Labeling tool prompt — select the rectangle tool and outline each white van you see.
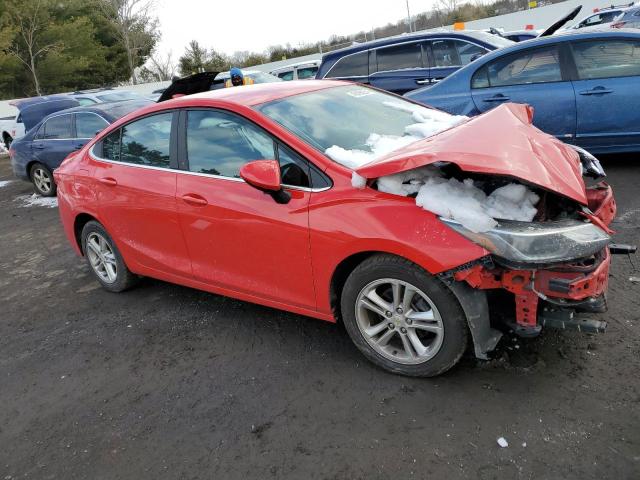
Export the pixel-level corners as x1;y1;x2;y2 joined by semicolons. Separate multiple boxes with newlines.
270;60;321;81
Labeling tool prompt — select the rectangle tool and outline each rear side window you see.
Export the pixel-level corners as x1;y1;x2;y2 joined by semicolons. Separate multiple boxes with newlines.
186;110;275;177
571;40;640;80
43;115;72;139
98;113;172;167
75;113;109;138
376;42;422;71
325;51;368;78
473;46;561;88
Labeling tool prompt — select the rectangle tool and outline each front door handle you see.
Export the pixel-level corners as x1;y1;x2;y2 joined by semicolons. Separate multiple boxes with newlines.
98;177;117;186
431;77;444;83
579;87;613;95
34;144;45;149
483;94;510;102
415;78;430;85
181;193;208;206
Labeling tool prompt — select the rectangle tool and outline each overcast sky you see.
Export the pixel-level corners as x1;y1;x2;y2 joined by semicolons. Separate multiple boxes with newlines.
156;0;439;58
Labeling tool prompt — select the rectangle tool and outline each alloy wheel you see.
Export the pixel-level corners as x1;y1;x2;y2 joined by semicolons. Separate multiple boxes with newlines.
86;232;118;284
355;278;444;365
32;167;52;194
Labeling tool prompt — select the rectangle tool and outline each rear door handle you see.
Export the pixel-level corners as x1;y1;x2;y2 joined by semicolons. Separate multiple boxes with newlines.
483;94;510;102
415;79;430;85
579;87;613;95
98;177;117;186
431;77;444;83
181;193;208;206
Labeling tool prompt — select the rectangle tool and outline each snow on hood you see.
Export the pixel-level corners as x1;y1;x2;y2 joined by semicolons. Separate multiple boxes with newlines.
354;103;587;205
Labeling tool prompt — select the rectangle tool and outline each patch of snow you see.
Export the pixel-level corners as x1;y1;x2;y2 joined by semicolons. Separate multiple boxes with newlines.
497;437;509;448
351;172;367;189
325;102;467;170
0;180;12;188
15;193;58;208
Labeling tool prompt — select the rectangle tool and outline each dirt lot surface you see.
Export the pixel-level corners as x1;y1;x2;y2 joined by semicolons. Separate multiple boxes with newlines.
0;154;639;480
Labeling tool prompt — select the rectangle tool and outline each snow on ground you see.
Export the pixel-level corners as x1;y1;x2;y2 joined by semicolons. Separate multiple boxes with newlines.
15;193;58;208
324;102;539;232
0;180;12;188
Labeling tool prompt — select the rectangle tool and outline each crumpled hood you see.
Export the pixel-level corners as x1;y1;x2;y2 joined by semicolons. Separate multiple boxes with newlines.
355;103;587;205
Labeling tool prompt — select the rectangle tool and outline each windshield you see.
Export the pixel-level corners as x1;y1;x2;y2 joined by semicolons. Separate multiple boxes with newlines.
256;85;466;169
96;91;143;102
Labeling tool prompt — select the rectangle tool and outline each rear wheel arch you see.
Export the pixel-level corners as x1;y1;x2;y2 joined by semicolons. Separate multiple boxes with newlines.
74;213;99;255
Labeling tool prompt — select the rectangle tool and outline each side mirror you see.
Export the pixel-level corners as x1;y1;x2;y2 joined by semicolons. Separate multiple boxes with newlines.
240;159;291;204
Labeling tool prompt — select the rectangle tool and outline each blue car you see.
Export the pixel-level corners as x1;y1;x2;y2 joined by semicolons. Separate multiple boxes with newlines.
315;31;514;94
10;99;152;196
405;30;640;154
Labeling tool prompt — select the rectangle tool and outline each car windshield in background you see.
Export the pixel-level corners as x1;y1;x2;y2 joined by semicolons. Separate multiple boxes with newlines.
256;85;455;160
96;91;143;102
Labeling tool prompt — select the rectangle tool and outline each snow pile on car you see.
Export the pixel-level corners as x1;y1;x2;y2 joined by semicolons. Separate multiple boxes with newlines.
375;167;539;232
324;103;540;233
325;101;467;170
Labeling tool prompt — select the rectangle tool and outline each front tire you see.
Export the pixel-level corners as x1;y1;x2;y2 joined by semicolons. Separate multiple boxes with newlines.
81;221;138;292
340;254;468;377
30;163;57;197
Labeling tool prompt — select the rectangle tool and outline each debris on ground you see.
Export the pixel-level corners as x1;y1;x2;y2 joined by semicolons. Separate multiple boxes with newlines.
497;437;509;448
14;193;58;209
0;180;12;188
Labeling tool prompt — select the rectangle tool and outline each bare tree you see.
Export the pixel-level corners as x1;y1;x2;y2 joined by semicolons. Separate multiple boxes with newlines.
438;0;459;15
97;0;159;84
144;50;175;81
6;0;59;95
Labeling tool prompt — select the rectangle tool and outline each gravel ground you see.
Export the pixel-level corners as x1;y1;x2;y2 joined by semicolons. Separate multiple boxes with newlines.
0;154;639;479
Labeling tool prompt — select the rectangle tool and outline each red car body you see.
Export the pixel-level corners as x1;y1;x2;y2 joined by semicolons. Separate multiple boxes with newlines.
54;80;616;364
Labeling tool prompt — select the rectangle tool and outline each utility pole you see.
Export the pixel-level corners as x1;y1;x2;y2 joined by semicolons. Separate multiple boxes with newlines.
406;0;413;32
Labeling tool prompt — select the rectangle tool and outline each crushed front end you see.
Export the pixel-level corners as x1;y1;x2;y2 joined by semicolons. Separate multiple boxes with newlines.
441;181;624;346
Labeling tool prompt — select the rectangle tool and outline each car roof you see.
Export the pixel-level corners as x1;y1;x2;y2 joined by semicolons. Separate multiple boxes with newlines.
270;60;321;72
41;99;153;123
321;30;513;60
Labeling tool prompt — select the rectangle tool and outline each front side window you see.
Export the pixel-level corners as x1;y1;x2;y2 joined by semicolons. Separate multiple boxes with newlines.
455;41;488;65
297;66;318;79
325;51;369;78
571;40;640;80
116;113;172;167
43;115;72;139
76;113;109;138
475;46;562;88
186;110;275;178
431;40;461;67
376;42;422;72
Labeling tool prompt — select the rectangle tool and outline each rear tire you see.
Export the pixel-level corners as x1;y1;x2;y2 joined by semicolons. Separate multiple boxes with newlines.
81;221;138;293
340;254;468;377
29;163;56;197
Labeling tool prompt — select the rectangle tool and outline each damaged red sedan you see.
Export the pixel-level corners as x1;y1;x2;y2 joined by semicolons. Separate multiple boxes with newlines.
54;80;622;377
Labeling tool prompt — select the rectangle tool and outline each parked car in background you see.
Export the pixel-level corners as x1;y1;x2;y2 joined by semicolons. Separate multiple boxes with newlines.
501;29;541;41
405;30;640;154
561;3;634;32
212;70;282;88
71;88;148;106
315;31;514;94
54;81;617;377
270;60;321;80
2;95;80;148
10;99;151;196
611;4;640;28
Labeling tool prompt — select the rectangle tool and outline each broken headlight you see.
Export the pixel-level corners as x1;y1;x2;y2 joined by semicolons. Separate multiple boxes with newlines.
569;144;606;180
442;218;610;265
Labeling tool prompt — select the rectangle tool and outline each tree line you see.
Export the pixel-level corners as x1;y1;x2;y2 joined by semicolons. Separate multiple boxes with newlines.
0;0;565;99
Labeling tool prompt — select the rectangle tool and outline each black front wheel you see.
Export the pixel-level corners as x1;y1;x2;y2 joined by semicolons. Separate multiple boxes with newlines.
340;254;469;377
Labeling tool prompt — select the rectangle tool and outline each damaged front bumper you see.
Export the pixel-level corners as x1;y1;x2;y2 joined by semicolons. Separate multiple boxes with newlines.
439;182;630;359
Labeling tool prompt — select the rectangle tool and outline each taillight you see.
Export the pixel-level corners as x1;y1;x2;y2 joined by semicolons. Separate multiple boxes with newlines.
611;21;626;28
